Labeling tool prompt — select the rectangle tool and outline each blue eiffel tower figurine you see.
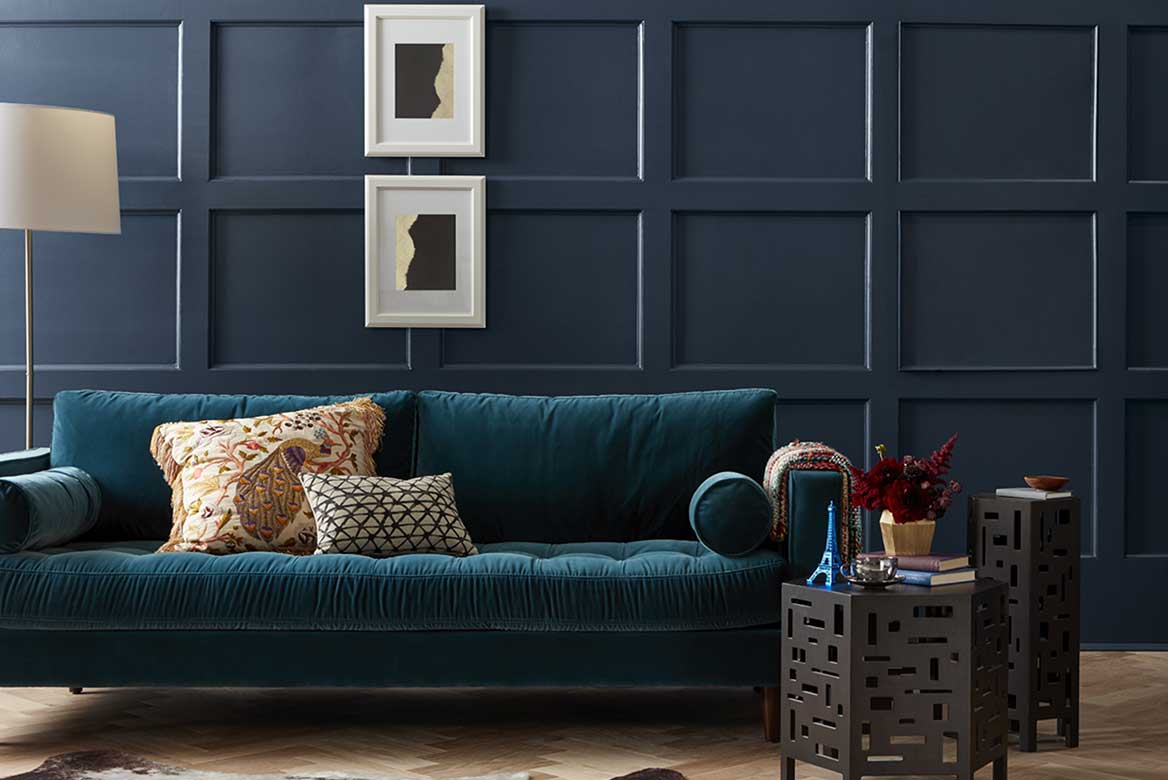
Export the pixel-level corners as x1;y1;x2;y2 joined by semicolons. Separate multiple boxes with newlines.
806;500;842;587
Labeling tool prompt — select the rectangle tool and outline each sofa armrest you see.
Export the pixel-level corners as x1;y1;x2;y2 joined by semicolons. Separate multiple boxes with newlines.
0;448;50;478
0;465;101;552
786;470;844;579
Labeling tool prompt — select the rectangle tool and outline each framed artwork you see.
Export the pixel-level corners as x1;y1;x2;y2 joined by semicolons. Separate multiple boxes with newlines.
365;175;485;328
364;4;485;157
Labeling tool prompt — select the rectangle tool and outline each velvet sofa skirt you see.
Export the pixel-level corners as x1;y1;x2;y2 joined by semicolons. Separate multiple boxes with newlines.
0;628;783;687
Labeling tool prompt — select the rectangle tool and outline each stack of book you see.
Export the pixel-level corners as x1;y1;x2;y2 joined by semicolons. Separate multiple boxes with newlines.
861;553;976;586
994;486;1073;500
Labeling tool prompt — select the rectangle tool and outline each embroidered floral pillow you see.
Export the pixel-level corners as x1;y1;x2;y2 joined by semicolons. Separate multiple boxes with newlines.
151;398;385;554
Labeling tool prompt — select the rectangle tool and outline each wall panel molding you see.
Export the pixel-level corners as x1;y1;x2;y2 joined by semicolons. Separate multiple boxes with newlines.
899;211;1097;371
672;21;871;182
0;209;181;371
444;20;643;182
210;20;408;182
1124;400;1168;557
0;0;1165;643
208;209;409;370
1128;26;1168;182
900;23;1097;182
439;209;643;369
0;20;182;181
672;211;870;370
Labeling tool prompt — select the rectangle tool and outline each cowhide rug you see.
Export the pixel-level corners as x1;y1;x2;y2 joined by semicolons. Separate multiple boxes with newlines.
0;752;686;780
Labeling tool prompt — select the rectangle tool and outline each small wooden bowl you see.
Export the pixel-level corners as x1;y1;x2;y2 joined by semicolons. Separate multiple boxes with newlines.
1024;475;1069;491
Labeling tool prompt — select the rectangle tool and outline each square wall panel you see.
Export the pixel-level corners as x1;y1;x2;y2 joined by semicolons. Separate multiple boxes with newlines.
0;212;178;367
0;23;179;178
1127;214;1168;367
674;23;868;180
211;211;407;367
674;212;867;367
900;212;1095;369
445;22;639;178
0;403;53;451
777;400;868;469
441;211;639;366
1125;401;1168;555
1129;28;1168;181
901;24;1095;181
900;400;1095;556
213;23;403;178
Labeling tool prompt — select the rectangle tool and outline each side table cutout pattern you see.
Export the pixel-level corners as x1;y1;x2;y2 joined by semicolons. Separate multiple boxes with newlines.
781;582;1008;780
970;495;1080;751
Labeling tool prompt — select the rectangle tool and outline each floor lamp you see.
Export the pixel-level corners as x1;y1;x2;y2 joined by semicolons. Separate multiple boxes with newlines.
0;103;121;449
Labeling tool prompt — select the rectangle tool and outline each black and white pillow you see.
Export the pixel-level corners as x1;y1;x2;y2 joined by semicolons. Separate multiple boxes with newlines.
300;472;477;557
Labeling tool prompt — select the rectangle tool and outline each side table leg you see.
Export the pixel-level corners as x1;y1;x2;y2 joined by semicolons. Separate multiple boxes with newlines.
780;756;795;780
1019;718;1038;752
1065;715;1079;749
762;687;781;742
992;754;1007;780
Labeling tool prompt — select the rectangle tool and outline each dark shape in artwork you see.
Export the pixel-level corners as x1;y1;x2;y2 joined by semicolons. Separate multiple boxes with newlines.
395;43;445;119
405;214;457;291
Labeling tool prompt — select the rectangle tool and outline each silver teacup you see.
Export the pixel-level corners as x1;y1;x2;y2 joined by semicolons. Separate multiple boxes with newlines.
844;555;898;582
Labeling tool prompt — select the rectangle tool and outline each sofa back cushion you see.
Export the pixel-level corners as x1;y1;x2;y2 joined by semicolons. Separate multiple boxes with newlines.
415;389;777;544
50;390;416;540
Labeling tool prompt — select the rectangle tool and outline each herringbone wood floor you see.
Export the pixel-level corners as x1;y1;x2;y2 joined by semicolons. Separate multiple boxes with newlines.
0;652;1162;779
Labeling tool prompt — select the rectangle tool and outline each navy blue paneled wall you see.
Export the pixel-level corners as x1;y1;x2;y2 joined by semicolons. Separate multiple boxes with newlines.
0;0;1166;643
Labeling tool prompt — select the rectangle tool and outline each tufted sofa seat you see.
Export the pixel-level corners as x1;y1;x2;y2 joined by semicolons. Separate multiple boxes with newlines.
0;540;786;632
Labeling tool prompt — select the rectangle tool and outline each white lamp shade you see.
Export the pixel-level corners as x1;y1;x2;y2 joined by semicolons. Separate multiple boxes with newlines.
0;103;120;234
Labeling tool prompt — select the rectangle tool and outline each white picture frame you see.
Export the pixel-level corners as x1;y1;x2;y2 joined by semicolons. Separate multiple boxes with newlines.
365;175;485;328
364;4;485;157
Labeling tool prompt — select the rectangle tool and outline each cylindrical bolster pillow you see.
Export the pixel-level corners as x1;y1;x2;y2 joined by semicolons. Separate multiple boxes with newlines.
689;471;772;557
0;466;101;553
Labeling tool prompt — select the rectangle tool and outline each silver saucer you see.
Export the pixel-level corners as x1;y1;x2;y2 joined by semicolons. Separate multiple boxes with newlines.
841;573;905;589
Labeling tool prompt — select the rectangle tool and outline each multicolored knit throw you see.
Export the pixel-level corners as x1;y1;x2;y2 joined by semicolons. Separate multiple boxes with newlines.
763;440;862;563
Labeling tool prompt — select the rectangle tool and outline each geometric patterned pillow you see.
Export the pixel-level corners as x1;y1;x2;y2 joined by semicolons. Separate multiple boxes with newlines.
150;398;386;555
299;472;477;557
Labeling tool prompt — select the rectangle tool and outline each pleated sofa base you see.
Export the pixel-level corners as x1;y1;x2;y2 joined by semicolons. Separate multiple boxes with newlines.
0;628;783;688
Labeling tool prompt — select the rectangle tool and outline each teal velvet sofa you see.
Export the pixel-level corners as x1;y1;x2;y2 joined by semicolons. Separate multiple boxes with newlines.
0;388;840;738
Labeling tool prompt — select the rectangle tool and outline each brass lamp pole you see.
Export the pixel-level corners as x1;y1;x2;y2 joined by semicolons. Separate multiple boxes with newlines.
24;229;31;448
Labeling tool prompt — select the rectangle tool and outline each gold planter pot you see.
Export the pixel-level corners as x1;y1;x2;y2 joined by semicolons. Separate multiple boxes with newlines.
878;510;936;556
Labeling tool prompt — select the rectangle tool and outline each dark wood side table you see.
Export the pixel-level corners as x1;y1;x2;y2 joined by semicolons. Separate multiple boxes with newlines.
969;494;1081;751
780;580;1008;780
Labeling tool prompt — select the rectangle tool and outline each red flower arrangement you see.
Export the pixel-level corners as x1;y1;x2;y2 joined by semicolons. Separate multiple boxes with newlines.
850;434;962;524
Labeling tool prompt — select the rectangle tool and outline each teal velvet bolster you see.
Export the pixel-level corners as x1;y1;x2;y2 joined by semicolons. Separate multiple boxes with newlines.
0;539;786;632
689;471;772;557
787;470;845;578
0;448;50;477
0;467;100;552
50;390;416;540
416;389;777;544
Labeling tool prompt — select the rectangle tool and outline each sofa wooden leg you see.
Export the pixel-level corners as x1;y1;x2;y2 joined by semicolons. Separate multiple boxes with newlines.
68;687;82;695
763;686;781;742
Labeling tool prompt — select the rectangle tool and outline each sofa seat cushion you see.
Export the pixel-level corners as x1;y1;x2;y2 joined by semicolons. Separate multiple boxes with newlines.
0;540;786;632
